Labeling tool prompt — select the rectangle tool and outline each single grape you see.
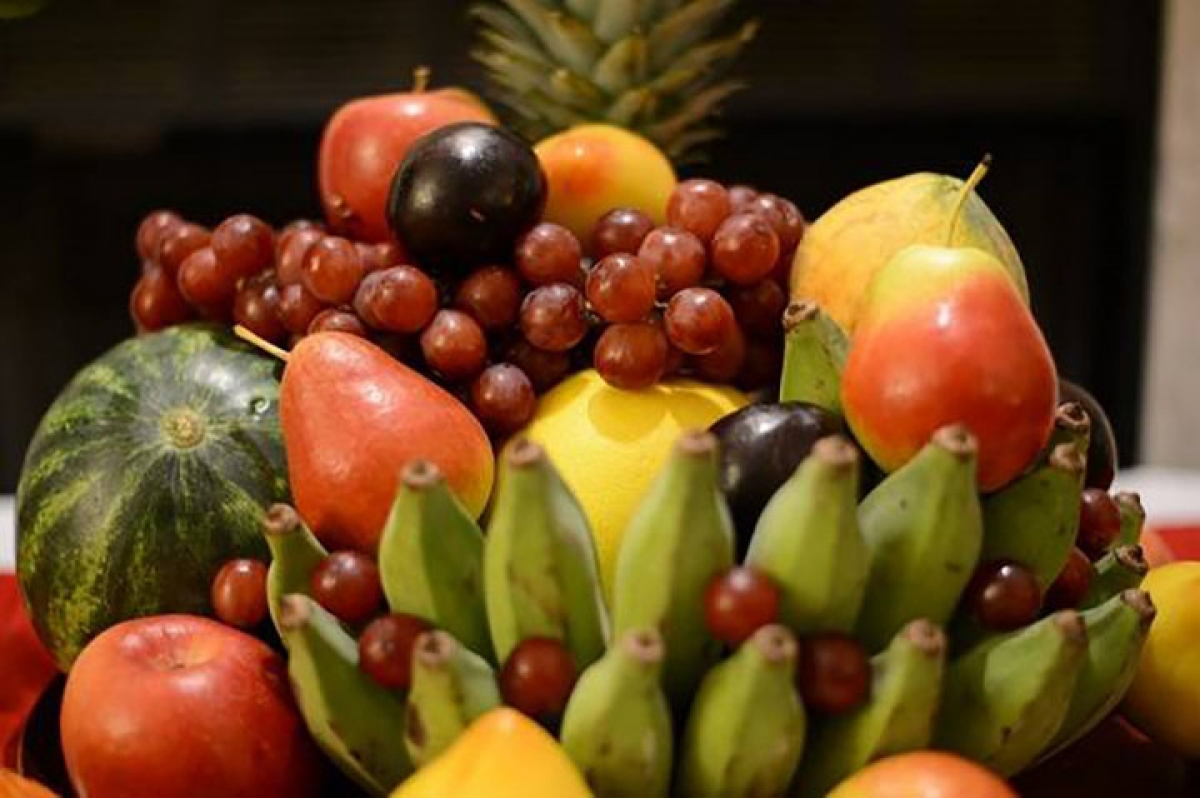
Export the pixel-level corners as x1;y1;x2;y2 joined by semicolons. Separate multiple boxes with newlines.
1078;488;1122;559
471;363;537;435
308;308;368;338
703;567;781;645
455;266;523;331
130;266;193;332
737;340;783;392
177;246;238;308
711;213;781;285
515;222;583;286
310;551;383;624
775;197;807;253
354;266;439;333
965;560;1042;631
136;210;183;262
667;179;731;243
212;214;274;279
303;236;365;305
157;223;212;277
276;228;325;286
693;323;747;382
593;322;669;390
638;227;706;299
586;253;657;323
210;559;268;630
233;275;286;343
727;185;758;212
728;280;789;340
420;309;488;380
357;614;433;690
277;283;326;334
797;633;871;714
590;207;654;258
499;638;578;721
356;241;404;274
520;283;588;352
664;287;736;355
506;339;572;392
1044;548;1095;611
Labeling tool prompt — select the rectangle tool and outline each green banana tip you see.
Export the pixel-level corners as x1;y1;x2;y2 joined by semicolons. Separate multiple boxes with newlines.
932;424;978;459
1113;545;1149;577
783;299;819;332
1120;589;1157;626
1115;491;1146;521
264;503;302;537
675;429;718;458
277;593;312;631
1048;443;1086;475
749;624;799;666
413;629;456;666
900;619;947;657
402;459;444;490
1049;610;1089;646
505;437;546;469
618;628;666;665
812;435;860;469
1055;401;1091;436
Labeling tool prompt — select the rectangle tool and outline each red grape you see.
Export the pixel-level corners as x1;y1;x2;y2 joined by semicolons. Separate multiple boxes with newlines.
136;210;183;262
667;179;731;243
1044;547;1095;611
454;266;523;331
593;322;669;390
506;340;572;392
693;323;747;382
276;228;324;286
303;236;365;305
964;560;1042;631
520;283;588;352
727;185;758;212
354;266;438;333
277;283;326;334
711;213;780;285
157;223;212;277
728;280;788;340
358;614;432;690
590;207;654;258
500;638;577;720
177;246;238;307
233;275;286;343
311;551;383;624
309;308;367;337
638;227;706;299
212;214;274;279
664;287;735;355
130;266;193;332
703;567;781;645
774;197;806;253
471;364;537;435
210;559;268;630
515;222;583;286
356;241;404;274
586;253;656;323
1078;489;1121;559
420;309;488;380
797;633;871;714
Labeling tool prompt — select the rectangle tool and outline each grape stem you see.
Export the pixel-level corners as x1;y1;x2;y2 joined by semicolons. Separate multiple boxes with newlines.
234;325;290;363
945;153;993;245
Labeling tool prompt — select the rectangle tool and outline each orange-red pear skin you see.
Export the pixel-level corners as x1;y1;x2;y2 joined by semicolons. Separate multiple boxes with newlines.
842;245;1057;492
281;332;494;552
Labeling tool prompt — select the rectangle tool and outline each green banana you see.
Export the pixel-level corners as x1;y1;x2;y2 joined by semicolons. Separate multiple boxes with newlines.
263;503;328;644
778;299;848;415
612;430;735;708
403;629;502;768
1081;545;1148;609
277;594;411;796
1045;589;1156;757
484;439;609;670
379;460;492;661
746;434;867;634
559;628;673;798
1046;401;1092;460
855;425;984;653
980;442;1086;593
934;610;1089;776
1115;491;1146;547
676;624;806;798
792;619;947;798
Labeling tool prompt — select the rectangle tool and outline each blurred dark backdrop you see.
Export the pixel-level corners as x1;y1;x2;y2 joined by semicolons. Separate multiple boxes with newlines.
0;0;1162;491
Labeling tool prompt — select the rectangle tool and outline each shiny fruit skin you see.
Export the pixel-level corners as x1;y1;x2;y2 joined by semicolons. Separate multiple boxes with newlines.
61;615;322;798
693;322;747;383
638;226;706;299
828;751;1017;798
710;212;780;285
455;266;523;331
515;222;583;286
177;246;237;308
1078;488;1122;559
1044;547;1094;610
797;632;871;715
964;560;1042;631
308;308;367;338
667;178;731;243
212;214;274;279
302;236;364;306
318;88;496;242
505;340;572;392
388;122;546;277
470;364;537;435
357;613;432;690
593;321;669;390
586;253;656;323
157;223;211;277
499;638;578;721
520;283;588;352
131;266;193;332
310;551;383;624
137;210;183;262
420;309;488;381
276;228;324;287
664;287;735;356
590;207;654;258
1058;379;1119;490
233;277;286;344
210;559;268;629
703;567;781;645
355;265;438;334
277;284;325;335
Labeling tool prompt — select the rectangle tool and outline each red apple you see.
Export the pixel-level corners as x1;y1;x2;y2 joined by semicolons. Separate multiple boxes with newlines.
318;68;496;243
60;615;321;798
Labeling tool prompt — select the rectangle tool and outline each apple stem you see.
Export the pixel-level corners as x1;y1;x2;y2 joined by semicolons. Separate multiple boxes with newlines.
234;325;290;363
413;65;431;93
945;153;993;245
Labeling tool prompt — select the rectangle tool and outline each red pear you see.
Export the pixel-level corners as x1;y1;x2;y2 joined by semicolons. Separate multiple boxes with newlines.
281;332;493;552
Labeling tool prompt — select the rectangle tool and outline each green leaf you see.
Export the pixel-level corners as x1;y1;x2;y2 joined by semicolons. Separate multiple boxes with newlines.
647;0;739;73
605;87;657;127
498;0;605;74
593;0;652;45
469;4;539;48
645;80;742;143
644;20;757;96
590;35;648;96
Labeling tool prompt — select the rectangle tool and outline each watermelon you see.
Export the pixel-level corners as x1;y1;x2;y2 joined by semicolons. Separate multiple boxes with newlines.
16;325;288;670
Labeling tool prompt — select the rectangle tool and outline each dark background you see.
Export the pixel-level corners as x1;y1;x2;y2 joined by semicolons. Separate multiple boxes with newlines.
0;0;1162;491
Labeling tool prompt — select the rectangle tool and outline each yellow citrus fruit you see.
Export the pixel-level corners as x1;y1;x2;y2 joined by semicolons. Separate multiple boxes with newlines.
515;370;748;593
535;124;676;242
1122;561;1200;757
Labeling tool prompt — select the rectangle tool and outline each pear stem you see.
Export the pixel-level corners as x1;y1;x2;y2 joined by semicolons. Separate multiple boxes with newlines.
234;325;290;363
945;153;993;245
413;65;431;93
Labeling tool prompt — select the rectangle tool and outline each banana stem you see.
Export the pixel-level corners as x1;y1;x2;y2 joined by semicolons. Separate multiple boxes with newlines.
234;324;290;363
265;503;303;536
945;154;993;245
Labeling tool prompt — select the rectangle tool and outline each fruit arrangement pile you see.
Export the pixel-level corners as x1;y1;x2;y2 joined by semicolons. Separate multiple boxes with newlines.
10;2;1193;797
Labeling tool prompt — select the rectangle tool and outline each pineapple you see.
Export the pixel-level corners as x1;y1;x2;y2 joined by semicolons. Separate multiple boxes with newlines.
471;0;757;162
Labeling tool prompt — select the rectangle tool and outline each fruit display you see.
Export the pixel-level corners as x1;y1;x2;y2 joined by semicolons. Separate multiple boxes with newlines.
13;3;1190;797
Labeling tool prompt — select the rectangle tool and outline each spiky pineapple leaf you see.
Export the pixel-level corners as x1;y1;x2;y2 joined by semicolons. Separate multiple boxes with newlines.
498;0;605;74
591;34;649;95
592;0;652;44
647;0;739;72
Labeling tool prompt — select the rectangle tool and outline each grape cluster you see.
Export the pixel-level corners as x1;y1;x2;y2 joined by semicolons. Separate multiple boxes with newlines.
128;179;804;435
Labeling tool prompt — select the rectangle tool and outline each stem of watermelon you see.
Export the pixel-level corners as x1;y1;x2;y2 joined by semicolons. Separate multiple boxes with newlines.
945;153;993;245
234;325;290;363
